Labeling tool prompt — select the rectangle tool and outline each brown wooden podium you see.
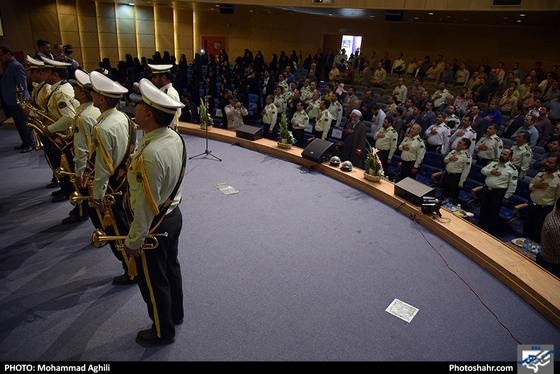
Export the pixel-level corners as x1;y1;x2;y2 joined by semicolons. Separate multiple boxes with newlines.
178;121;560;329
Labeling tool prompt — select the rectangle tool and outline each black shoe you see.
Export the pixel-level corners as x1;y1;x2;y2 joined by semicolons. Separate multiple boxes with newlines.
62;214;88;224
46;181;59;188
112;274;137;286
20;145;35;153
136;329;175;346
14;143;24;150
174;318;184;325
51;189;64;196
51;193;69;202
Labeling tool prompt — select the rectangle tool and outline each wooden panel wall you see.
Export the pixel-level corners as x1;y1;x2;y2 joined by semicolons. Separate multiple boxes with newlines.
0;0;557;74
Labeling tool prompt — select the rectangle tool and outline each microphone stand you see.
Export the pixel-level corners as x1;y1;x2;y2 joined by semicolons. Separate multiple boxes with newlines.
189;78;222;161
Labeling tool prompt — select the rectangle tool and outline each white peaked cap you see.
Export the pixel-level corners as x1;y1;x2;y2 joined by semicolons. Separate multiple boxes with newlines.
74;70;90;87
139;78;184;114
148;63;173;76
41;56;71;68
26;55;44;69
90;70;128;98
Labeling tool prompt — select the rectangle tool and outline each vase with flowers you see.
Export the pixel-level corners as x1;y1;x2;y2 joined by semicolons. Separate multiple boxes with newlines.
199;97;213;129
277;113;295;148
364;140;384;181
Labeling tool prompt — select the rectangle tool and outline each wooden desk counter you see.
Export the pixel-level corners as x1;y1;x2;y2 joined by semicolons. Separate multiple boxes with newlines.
179;122;560;328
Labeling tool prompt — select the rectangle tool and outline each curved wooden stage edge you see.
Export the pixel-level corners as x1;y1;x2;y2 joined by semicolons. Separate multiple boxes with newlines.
178;121;560;329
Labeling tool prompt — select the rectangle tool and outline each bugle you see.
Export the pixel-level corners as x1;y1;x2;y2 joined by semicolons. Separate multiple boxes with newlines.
91;229;168;251
16;85;73;140
68;190;122;207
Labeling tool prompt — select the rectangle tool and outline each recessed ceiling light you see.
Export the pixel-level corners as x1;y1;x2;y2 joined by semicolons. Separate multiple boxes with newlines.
517;19;522;22
520;13;526;16
428;12;434;15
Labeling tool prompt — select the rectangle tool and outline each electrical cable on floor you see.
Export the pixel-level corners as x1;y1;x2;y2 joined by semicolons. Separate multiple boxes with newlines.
411;216;523;345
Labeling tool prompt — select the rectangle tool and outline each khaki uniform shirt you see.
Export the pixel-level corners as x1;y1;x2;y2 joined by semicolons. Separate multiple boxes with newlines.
481;161;519;199
529;170;560;206
399;134;425;168
291;110;309;130
315;109;333;139
444;149;472;186
511;143;533;178
374;126;398;159
46;80;78;133
476;134;503;161
72;102;101;177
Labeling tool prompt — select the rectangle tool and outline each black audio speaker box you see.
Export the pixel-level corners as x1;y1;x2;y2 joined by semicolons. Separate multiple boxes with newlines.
301;138;335;163
394;177;435;206
236;125;263;141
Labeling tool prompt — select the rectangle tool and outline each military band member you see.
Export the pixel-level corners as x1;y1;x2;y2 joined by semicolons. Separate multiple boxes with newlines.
374;117;399;176
523;155;560;243
62;69;101;224
478;148;519;235
24;56;51;120
398;123;425;181
148;64;181;130
41;57;78;202
511;131;533;178
441;138;472;203
123;78;186;346
291;101;309;148
475;123;503;166
89;70;137;285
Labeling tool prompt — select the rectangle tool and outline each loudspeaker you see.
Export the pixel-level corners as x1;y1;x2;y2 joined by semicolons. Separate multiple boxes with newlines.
219;4;235;14
301;138;335;163
236;125;263;141
385;10;403;21
394;177;435;206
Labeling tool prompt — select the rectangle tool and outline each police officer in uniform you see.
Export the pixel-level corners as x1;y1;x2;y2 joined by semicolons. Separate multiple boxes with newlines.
123;78;186;346
425;113;451;154
475;123;503;166
374;116;399;176
291;101;309;148
478;148;519;235
148;64;182;130
262;94;278;139
511;131;533;179
89;70;137;285
313;99;334;141
41;57;78;202
63;69;101;224
398;123;425;181
523;155;560;243
441;138;472;203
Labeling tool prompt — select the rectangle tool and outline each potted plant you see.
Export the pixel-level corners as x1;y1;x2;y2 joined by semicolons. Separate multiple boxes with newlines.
364;140;384;181
277;113;294;148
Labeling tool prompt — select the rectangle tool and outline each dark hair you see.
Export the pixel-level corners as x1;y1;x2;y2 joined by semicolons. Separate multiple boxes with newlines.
0;46;13;55
519;131;530;140
321;100;330;109
461;137;472;148
37;39;50;49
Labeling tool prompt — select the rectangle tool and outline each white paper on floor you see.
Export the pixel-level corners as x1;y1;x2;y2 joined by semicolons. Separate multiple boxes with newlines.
214;182;239;195
385;298;419;323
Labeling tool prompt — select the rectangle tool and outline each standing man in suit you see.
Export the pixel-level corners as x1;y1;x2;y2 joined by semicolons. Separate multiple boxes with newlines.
0;46;36;152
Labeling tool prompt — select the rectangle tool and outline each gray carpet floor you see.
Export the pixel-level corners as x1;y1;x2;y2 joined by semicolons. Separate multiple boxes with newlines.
0;128;558;362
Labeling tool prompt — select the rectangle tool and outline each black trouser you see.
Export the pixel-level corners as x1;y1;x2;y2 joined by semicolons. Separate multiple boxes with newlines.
293;128;305;148
398;160;417;181
441;171;462;203
477;158;492;167
523;203;553;243
263;122;277;140
536;253;560;278
8;104;35;148
478;186;506;235
427;144;442;153
135;207;184;340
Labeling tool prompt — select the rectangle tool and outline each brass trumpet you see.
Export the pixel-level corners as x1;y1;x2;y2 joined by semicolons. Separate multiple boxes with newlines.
91;229;168;251
68;190;122;207
16;85;73;140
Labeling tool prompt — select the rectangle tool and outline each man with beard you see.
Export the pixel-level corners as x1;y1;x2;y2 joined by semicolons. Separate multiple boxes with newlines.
342;109;367;169
478;148;519;235
523;155;560;243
